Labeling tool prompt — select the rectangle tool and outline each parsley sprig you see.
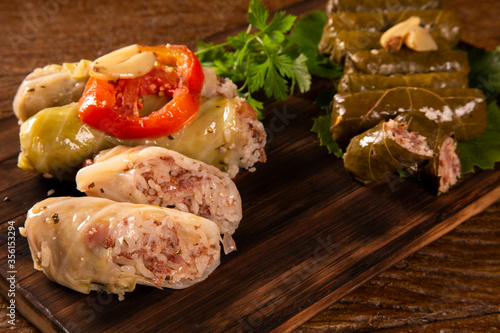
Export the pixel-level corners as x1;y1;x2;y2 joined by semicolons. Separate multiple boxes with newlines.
196;0;311;116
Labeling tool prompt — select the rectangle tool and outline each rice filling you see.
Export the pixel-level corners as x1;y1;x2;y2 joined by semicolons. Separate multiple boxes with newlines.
109;216;218;287
134;153;241;236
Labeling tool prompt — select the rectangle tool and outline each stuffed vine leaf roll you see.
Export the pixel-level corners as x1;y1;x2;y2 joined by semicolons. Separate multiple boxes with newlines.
331;87;487;148
320;30;381;62
21;197;222;300
338;72;468;93
326;0;441;14
394;112;461;194
343;119;434;184
324;29;459;63
319;9;460;50
344;49;470;75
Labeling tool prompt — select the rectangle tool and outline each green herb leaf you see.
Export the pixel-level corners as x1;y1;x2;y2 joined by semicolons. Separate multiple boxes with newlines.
311;89;343;157
196;0;311;117
287;11;325;52
264;61;289;100
311;113;343;158
247;61;267;93
248;0;268;30
293;53;311;93
265;11;296;44
458;101;500;174
273;53;295;79
286;11;343;80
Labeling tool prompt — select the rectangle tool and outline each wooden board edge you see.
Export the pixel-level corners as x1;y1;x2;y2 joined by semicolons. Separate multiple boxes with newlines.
274;185;500;333
0;276;60;333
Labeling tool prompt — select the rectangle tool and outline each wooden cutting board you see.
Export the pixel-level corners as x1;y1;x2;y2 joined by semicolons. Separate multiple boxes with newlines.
1;0;499;332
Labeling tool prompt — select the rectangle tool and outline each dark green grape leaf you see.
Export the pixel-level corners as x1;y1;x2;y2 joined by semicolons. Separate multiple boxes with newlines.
311;114;343;158
467;46;500;103
458;101;500;174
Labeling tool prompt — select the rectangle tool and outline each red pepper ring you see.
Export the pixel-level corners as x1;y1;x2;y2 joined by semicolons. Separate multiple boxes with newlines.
78;44;204;139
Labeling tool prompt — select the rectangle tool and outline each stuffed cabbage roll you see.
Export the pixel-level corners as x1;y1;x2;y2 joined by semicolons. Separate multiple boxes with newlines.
13;60;91;122
330;87;487;148
337;72;468;93
343;119;434;184
76;145;241;253
324;30;458;63
20;197;221;300
18;96;266;180
344;49;470;75
12;63;234;123
394;112;460;194
326;0;441;14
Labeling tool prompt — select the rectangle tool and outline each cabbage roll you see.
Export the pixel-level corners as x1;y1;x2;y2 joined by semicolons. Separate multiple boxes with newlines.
18;96;266;180
326;0;441;14
394;112;460;194
76;145;241;253
343;119;434;184
337;72;468;93
20;197;221;300
12;64;233;123
344;49;470;75
324;30;459;63
330;87;487;148
13;60;91;122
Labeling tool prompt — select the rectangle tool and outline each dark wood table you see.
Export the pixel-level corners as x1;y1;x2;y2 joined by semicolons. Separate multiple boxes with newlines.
1;0;499;332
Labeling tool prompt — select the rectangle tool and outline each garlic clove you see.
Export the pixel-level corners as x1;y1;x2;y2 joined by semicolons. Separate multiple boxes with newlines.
380;16;421;53
62;59;92;80
404;26;438;51
89;44;157;80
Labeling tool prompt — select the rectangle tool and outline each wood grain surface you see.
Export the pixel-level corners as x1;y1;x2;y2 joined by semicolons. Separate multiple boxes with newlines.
297;200;500;332
0;0;499;332
3;200;499;332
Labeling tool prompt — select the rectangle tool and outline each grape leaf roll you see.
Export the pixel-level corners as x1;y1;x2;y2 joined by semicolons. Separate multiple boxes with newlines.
394;112;461;194
343;119;434;184
330;87;487;148
326;0;442;14
324;30;459;63
320;9;460;42
20;197;222;300
344;49;470;75
337;72;468;93
319;8;460;62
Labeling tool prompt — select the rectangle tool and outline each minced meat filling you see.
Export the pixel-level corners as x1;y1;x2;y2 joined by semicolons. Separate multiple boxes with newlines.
111;221;214;286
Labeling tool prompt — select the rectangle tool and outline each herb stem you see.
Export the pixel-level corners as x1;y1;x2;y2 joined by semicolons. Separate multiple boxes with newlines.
195;41;231;56
254;35;271;60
